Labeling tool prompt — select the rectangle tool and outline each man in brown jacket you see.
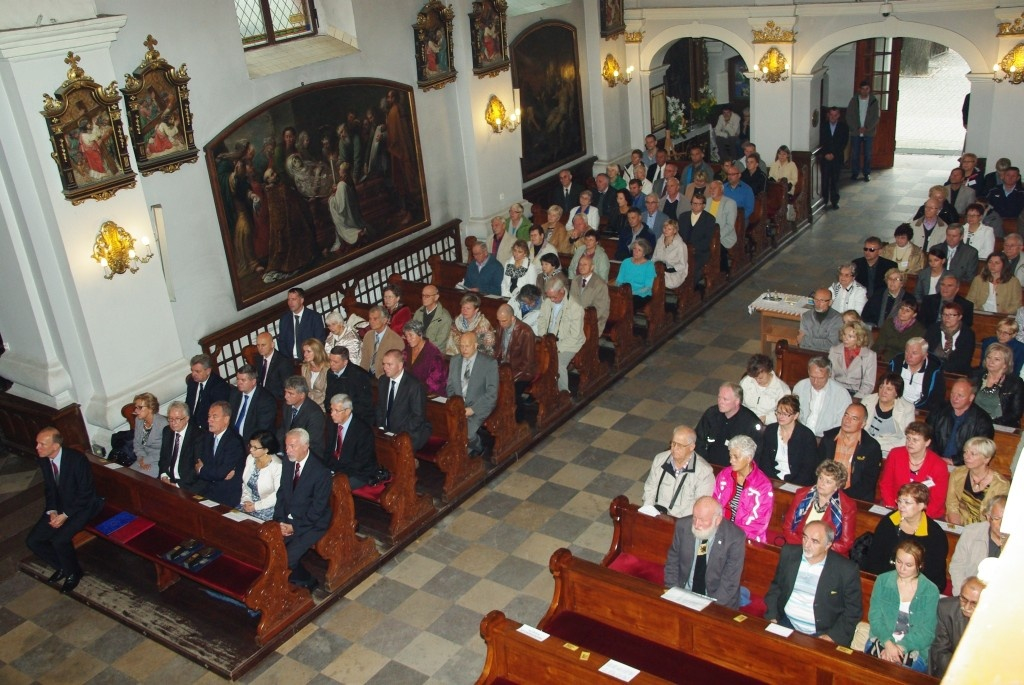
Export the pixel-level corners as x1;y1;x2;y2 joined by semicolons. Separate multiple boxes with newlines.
494;304;537;418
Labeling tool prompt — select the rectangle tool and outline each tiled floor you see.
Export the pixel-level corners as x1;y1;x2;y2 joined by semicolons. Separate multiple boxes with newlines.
0;155;958;684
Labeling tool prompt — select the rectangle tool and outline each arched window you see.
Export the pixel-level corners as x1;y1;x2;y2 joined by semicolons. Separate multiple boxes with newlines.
234;0;318;49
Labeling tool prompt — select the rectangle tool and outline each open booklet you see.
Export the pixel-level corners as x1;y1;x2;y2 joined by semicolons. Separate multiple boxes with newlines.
661;586;715;611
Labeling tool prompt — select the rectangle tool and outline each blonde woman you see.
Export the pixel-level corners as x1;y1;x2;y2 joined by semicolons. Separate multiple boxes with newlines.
828;321;876;398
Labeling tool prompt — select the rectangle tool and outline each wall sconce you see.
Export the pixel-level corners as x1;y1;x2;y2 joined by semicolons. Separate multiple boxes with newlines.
994;42;1024;83
601;54;633;87
91;221;153;279
752;46;789;83
484;94;519;133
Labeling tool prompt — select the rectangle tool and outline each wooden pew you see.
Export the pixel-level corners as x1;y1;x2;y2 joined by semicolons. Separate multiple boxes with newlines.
476;610;674;685
723;207;750;277
569;306;610;396
313;474;380;592
421;394;486;502
528;334;573;430
85;454;312;645
546;546;933;685
607;259;668;341
484;364;532;466
354;431;436;545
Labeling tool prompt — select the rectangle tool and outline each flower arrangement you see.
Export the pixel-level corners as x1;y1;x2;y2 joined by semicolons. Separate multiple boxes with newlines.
689;86;717;126
666;96;688;139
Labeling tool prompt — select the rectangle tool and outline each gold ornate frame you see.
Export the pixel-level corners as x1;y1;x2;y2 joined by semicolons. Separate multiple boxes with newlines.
469;0;510;77
414;0;457;91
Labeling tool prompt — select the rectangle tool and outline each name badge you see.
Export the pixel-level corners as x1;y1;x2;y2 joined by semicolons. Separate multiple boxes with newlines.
922;477;936;488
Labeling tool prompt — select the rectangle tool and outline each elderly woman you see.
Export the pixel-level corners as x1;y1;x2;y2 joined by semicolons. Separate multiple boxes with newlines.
968;252;1021;314
131;392;167;478
541;205;571;254
683;170;709;201
782;460;857;556
447;293;495;356
652;219;688;291
567;189;600;231
768;145;799;189
875;296;925;363
403;320;447;396
240;430;282;522
862;269;908;329
712;434;774;542
866;540;939;673
757;395;819;485
515;285;543;335
980;317;1024;376
945;438;1011;526
536;253;568;293
828;321;876;398
911;185;959;226
381;283;412;336
325;308;362;366
739;354;791;425
877;422;949;519
607;162;627;191
568;229;611;281
506;202;532;241
300;338;329;407
501;239;538;300
879;223;925;274
863;482;948;592
962;203;994;259
615;238;656;310
969;342;1024;427
862;372;915;458
527;224;558;271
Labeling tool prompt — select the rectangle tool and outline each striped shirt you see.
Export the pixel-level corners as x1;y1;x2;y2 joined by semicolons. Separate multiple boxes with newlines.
784;555;826;635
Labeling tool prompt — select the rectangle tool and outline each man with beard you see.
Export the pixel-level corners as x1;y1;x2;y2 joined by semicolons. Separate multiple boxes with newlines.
664;496;746;609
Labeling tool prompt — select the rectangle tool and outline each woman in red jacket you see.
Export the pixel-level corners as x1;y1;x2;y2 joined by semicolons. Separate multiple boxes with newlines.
877;421;949;519
782;460;857;556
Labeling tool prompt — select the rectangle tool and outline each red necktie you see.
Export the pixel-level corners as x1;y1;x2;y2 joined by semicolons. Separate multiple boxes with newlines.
292;461;302;490
334;424;344;460
51;460;59;481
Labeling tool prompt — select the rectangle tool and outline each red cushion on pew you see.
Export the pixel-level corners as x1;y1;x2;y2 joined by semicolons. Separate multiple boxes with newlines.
607;553;665;586
740;594;767;618
352;478;392;503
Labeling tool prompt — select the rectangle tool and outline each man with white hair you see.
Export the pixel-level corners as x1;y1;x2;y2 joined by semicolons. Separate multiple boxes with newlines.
274;428;332;590
327;394;379;489
663;496;746;609
793;357;851;438
536;279;585;394
489;215;515;265
694;382;764;466
888;337;945;410
829;264;867;315
706;181;737;275
643;425;715;518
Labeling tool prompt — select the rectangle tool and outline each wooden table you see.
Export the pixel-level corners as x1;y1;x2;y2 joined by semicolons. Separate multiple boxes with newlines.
748;292;810;357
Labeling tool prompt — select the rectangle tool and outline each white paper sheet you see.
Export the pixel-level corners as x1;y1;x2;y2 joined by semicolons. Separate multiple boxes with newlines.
637;504;661;517
198;499;220;508
765;623;794;637
778;482;799;493
868;504;892;515
936;520;963;534
103;462;124;469
661;587;714;611
598;659;640;682
516;624;549;641
431;396;448;403
223;510;263;523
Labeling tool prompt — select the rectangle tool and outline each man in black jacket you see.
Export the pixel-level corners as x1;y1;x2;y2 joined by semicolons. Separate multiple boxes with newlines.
818;107;849;209
852;236;897;300
185;353;231;432
158;401;203;492
818;404;882;502
927;379;994;466
924;301;975;375
324;346;375;426
325;394;380;490
275;428;332;589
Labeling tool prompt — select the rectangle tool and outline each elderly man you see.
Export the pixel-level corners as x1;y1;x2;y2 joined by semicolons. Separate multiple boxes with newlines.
159;402;202;490
930;577;985;678
593;172;616;218
924;302;974;374
647;147;669;185
195;401;246;507
641;194;669;239
506;202;533;241
1004;233;1024;278
680;144;714;187
939;225;979;284
274;428;332;590
853;236;897;300
926;378;994;466
377;349;432;450
712;105;740;161
921;273;974;328
489;215;515;265
910;199;948;252
411;285;453;350
277;287;326;360
945;167;977;217
846;80;880;182
256;332;292;401
706;181;738;274
764;520;862;646
642;426;715;518
818;403;883;501
680;195;717;290
447;332;499;456
360;305;404;377
464;240;503;295
537;280;586;394
888;337;945;410
663;496;746;609
278;376;326;461
615;207;656;261
862;268;908;328
985;165;1024;219
793;357;851;437
797;289;843;352
185;353;232;432
722;162;754;220
568;229;611;281
949;496;1006;594
324;346;374;425
229;364;277;442
694;382;764;467
571;254;610;332
551;169;583;218
819;107;850;209
829;263;867;314
659;175;683;220
494;304;536;413
326;394;379;489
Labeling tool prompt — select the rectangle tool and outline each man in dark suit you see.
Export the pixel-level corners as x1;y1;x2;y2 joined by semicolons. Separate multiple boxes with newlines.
818;106;850;209
158;401;203;492
494;304;536;418
646;148;669;186
921;274;974;328
448;332;499;456
931;576;984;678
852;236;897;300
818;404;882;501
679;195;718;290
764;521;862;646
274;427;332;590
641;194;670;240
663;496;746;609
230;364;277;442
924;301;975;375
325;346;374;426
185;353;232;432
27;427;104;593
463;241;503;295
376;349;432;451
326;394;380;490
938;225;980;284
278;376;326;461
551;168;583;217
277;287;326;360
615;208;656;261
593;173;616;218
195;401;246;508
256;332;292;401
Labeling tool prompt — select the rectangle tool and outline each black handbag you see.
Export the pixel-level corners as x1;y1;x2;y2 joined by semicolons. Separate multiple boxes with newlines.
109;429;137;466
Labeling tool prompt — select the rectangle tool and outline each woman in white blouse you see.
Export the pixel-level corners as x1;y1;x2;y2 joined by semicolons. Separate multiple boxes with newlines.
768;145;799;189
324;308;362;366
739;354;791;425
652;219;688;290
501;240;538;300
567;189;600;231
240;430;283;521
961;202;994;259
861;372;915;458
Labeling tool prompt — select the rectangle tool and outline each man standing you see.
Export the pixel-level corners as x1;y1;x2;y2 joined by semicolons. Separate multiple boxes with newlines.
536;280;586;394
278;376;326;461
926;379;994;466
853;237;897;300
256;332;291;401
447;332;499;456
195;401;246;508
793;357;851;438
377;349;432;450
845;81;880;182
939;225;979;284
551;168;583;218
27;427;103;593
360;305;404;377
930;577;985;679
274;428;332;590
488;215;515;265
571;254;610;332
797;289;843;352
324;346;375;426
159;401;202;491
694;382;764;467
663;496;746;609
326;394;379;489
819;106;850;209
889;337;946;410
712;105;740;161
494;304;536;411
818;403;883;501
463;241;503;295
185;353;232;432
642;426;715;518
277;287;326;360
764;521;862;646
229;364;277;442
641;134;659;168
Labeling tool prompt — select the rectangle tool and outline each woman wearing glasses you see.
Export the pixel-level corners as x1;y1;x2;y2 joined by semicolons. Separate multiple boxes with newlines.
862;482;948;592
757;395;818;486
240;430;283;522
130;392;167;479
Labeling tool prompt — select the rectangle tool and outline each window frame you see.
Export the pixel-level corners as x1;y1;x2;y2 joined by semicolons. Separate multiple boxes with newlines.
237;0;319;51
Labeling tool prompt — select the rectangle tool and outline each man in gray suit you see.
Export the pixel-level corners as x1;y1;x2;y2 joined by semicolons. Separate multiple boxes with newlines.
570;254;610;332
930;576;984;678
664;496;746;609
939;224;979;284
278;376;326;461
447;332;498;456
641;194;670;240
707;181;738;274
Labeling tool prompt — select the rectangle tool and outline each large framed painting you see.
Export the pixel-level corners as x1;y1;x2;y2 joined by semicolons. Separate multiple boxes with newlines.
413;1;457;91
469;0;509;77
728;56;750;101
121;35;199;176
511;22;585;182
204;80;430;309
599;0;625;40
40;52;137;205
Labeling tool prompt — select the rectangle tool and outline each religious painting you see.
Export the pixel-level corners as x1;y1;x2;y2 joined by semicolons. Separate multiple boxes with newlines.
204;80;430;309
599;0;625;40
413;1;456;91
121;35;199;176
728;56;750;101
40;52;137;205
469;0;509;77
650;84;666;133
512;21;586;181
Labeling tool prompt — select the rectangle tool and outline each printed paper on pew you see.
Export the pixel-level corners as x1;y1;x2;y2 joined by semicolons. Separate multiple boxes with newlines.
431;396;448;403
484;294;503;299
104;462;124;469
198;499;220;508
937;520;963;534
765;623;794;638
778;482;799;493
661;587;713;611
598;659;640;682
637;504;661;517
223;510;263;523
868;504;891;515
516;624;549;642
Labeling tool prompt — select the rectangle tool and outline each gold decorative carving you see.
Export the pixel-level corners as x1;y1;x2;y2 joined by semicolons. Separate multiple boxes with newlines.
624;31;645;44
998;13;1024;36
752;20;796;44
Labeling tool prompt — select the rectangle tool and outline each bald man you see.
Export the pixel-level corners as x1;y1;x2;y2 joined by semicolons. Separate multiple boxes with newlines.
447;332;499;456
256;331;292;400
412;284;454;350
798;288;843;352
930;576;985;678
664;496;746;609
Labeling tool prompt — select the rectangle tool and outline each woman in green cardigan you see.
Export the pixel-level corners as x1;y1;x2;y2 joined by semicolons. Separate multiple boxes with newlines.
866;539;939;673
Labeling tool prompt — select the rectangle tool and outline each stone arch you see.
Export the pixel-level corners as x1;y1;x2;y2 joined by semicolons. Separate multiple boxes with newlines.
642;23;753;72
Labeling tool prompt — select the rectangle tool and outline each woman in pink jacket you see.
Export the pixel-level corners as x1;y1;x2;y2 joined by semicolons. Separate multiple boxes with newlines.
713;434;774;542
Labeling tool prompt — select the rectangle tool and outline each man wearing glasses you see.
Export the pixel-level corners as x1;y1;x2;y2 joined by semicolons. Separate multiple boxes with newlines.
930;576;985;678
853;236;896;299
679;195;717;291
797;288;843;352
721;162;754;221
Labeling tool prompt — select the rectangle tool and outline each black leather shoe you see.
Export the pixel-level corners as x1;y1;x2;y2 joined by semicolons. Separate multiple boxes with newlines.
831;203;839;210
61;574;82;594
48;569;67;584
863;175;871;182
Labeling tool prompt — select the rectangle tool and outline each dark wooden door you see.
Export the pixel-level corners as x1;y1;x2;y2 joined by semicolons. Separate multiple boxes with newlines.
854;37;902;169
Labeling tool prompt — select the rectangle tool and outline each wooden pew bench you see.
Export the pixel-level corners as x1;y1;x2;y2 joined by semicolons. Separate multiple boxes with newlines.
607;259;668;341
528;334;573;430
313;474;380;592
421;394;486;502
353;431;436;545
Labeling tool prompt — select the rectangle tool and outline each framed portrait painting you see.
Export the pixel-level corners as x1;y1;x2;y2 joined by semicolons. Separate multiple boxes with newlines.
469;0;509;77
121;36;199;176
511;21;586;181
728;56;750;102
599;0;626;40
204;80;430;309
413;0;457;91
40;52;137;205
